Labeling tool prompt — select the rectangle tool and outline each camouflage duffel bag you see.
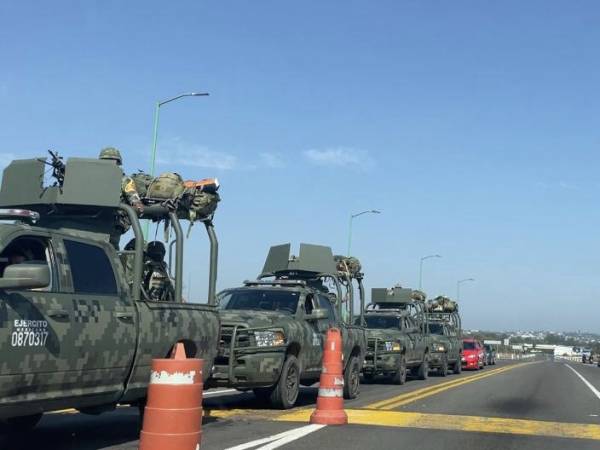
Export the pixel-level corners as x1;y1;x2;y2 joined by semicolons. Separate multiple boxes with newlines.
177;178;221;221
428;296;458;312
146;172;185;200
334;255;362;277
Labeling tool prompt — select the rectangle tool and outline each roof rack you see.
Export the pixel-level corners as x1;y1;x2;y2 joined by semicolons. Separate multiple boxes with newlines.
243;279;307;287
0;208;40;224
365;306;410;315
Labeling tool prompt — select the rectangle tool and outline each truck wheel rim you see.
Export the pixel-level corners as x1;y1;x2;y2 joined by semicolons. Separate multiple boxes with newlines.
286;365;299;402
350;362;359;393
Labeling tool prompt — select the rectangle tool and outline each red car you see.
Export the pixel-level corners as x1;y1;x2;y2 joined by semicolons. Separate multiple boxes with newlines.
461;339;485;370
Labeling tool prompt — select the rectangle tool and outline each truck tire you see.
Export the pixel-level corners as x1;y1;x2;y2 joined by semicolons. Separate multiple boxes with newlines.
391;354;407;385
6;413;43;432
416;353;429;380
438;355;448;377
453;359;462;374
269;355;300;409
343;356;360;399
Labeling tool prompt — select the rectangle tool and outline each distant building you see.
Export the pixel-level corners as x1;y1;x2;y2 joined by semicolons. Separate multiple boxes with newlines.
553;345;578;357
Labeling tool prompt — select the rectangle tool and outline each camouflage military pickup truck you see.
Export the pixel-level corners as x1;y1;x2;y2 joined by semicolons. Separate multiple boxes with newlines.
0;156;220;430
426;296;463;375
209;243;367;409
361;286;433;383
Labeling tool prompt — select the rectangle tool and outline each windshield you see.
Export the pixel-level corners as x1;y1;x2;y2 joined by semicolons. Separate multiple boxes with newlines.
218;289;300;315
364;315;401;329
463;341;476;350
428;323;444;335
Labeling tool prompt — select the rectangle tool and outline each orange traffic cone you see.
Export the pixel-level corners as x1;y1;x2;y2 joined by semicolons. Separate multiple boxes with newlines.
310;328;348;425
139;343;204;450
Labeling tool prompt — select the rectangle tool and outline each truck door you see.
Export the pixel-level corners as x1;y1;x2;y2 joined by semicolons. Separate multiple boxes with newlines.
301;293;323;372
60;238;137;402
406;317;422;363
317;294;354;362
0;233;79;408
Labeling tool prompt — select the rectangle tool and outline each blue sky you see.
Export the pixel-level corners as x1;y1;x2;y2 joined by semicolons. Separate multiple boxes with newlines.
1;1;599;331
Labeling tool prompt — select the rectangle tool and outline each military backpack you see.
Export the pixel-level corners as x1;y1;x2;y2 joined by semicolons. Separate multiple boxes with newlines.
146;172;185;200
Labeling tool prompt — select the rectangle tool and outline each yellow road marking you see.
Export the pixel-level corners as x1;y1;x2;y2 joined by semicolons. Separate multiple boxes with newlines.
203;408;281;420
366;365;506;409
368;363;529;410
277;409;600;441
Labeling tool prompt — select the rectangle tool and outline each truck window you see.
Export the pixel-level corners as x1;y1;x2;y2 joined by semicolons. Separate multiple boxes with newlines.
219;289;300;314
317;295;338;322
64;240;117;295
428;323;444;335
0;236;54;291
364;316;400;329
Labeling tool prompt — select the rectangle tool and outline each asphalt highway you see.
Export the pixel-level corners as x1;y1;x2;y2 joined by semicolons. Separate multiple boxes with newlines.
2;358;600;450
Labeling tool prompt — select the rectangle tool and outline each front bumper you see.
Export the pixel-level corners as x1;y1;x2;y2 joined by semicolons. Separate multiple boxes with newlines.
363;351;402;375
209;349;286;388
461;357;480;369
207;323;287;389
429;351;446;368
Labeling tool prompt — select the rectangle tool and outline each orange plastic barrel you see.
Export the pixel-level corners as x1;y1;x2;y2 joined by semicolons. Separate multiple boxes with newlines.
139;344;204;450
310;328;348;425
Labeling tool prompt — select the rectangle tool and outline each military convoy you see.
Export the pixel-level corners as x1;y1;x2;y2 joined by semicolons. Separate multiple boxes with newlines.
0;151;467;431
209;244;367;408
0;155;220;429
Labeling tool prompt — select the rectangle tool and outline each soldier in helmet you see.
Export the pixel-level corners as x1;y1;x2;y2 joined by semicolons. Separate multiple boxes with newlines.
143;241;175;302
99;147;145;248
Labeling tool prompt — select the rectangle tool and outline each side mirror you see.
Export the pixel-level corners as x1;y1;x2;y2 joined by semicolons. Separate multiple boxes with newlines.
306;308;328;321
0;264;50;290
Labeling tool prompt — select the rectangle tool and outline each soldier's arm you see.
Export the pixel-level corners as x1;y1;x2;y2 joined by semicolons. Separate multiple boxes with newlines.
122;176;144;212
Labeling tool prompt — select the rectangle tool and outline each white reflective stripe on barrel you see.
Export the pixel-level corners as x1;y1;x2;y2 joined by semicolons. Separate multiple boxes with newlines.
318;388;344;398
150;369;197;385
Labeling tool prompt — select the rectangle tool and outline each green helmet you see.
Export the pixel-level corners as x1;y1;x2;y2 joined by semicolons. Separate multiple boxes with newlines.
99;147;122;165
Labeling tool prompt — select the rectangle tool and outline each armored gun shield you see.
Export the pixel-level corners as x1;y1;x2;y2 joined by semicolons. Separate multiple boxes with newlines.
260;243;338;278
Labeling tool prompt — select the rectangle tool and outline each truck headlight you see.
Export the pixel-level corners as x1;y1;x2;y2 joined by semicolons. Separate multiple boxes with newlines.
435;345;446;352
254;331;285;347
384;341;402;352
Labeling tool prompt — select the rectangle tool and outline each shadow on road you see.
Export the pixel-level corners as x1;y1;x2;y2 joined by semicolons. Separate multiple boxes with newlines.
0;409;141;450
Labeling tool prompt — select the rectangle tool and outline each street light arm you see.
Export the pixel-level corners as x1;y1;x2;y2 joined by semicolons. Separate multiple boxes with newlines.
351;209;381;219
418;253;441;290
347;209;381;256
159;92;209;107
421;254;442;262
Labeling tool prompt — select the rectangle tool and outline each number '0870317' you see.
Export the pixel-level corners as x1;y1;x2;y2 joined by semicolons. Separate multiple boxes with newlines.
11;331;49;347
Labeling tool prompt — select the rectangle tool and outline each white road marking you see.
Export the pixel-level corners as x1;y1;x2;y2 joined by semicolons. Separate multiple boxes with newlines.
565;364;600;400
224;424;325;450
204;388;239;397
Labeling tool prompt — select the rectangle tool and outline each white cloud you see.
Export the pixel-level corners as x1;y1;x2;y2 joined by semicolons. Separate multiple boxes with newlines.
303;147;374;169
156;139;237;170
259;152;286;168
558;181;579;191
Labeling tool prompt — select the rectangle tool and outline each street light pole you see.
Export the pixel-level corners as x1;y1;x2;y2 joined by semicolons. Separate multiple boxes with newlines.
149;92;209;178
144;92;209;239
456;278;475;301
418;254;442;290
347;209;381;256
